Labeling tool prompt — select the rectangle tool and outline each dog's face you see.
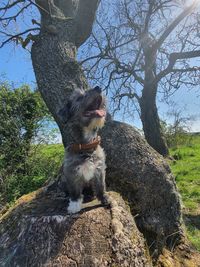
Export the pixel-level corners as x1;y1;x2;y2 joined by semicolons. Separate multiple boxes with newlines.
59;86;106;130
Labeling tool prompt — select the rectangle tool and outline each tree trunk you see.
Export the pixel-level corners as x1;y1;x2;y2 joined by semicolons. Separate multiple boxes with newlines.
139;46;169;157
31;0;99;147
1;1;198;266
139;85;169;157
101;121;180;252
0;191;152;266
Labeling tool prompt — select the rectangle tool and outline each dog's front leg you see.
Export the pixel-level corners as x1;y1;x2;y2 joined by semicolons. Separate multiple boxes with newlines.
68;196;83;214
67;184;83;214
95;171;108;205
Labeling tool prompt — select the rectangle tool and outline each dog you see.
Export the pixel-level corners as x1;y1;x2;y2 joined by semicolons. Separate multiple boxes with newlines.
59;86;107;214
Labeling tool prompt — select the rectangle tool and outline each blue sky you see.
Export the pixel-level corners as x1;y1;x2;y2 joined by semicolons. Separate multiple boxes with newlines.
0;45;35;86
0;42;200;134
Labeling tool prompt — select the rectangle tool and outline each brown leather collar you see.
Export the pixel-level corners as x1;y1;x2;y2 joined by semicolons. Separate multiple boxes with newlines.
68;136;101;153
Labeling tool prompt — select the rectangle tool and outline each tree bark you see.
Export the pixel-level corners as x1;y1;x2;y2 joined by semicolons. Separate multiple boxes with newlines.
0;191;152;266
139;85;169;157
32;0;100;147
139;46;169;157
101;121;180;253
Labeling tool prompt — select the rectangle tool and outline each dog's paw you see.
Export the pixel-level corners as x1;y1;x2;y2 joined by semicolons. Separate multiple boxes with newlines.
83;185;95;203
101;194;111;208
67;198;82;214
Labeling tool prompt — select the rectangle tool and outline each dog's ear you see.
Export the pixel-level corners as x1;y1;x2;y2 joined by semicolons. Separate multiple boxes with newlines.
58;102;72;124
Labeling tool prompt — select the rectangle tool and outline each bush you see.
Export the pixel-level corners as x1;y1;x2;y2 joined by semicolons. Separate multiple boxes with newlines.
2;144;64;203
161;110;193;148
0;83;60;204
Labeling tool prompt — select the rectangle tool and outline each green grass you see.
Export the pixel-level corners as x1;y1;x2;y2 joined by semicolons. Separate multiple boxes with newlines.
169;134;200;250
37;143;64;165
0;144;64;204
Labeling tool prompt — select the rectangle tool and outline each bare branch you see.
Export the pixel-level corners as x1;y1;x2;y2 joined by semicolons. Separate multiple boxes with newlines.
155;1;198;50
0;3;31;23
115;92;140;102
123;0;141;34
80;36;138;65
116;62;144;85
75;0;100;47
80;53;103;65
143;1;153;33
29;0;50;15
156;49;200;81
0;0;25;11
171;66;200;73
0;28;40;48
170;50;200;60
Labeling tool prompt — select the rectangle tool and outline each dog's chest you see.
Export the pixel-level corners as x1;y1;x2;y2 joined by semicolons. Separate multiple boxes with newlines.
77;160;96;181
65;146;105;182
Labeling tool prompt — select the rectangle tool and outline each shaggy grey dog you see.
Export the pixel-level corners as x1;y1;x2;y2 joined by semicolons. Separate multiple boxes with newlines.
59;86;107;214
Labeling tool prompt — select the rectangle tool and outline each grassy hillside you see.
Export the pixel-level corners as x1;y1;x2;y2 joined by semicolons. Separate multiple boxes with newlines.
169;135;200;250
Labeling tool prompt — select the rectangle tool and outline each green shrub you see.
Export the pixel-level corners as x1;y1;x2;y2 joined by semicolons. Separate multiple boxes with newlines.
161;120;193;148
1;144;64;203
0;83;60;204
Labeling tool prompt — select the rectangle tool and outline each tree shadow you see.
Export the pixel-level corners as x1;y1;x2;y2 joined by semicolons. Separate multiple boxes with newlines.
184;213;200;230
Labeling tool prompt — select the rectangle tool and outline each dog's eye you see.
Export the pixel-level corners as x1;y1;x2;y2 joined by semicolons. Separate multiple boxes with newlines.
76;96;84;102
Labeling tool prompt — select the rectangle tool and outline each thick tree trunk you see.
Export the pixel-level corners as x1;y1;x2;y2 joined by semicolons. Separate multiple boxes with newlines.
31;18;87;146
0;191;153;267
139;85;169;157
31;0;99;147
1;1;197;266
140;47;169;157
101;121;180;253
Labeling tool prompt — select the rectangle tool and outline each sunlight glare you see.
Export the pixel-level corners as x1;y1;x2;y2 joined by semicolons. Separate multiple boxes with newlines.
183;0;200;7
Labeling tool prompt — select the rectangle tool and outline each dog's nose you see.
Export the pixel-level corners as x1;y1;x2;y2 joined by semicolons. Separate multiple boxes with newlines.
93;86;102;94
